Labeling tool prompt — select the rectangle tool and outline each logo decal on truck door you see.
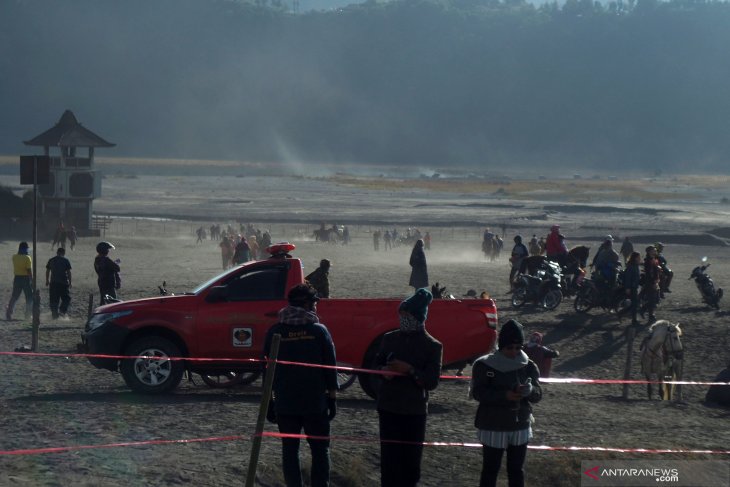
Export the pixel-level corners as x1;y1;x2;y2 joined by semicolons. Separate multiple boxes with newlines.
233;328;253;347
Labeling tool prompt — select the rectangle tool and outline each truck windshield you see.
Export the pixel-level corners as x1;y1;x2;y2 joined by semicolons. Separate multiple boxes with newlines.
192;267;239;294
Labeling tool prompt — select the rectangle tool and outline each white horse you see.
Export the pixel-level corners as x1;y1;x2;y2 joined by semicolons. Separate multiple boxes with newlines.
639;320;683;400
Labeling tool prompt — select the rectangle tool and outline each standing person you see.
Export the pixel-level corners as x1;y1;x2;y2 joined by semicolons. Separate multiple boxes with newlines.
263;283;338;487
305;259;331;298
383;230;392;251
423;231;431;250
373;230;381;251
528;235;540;256
68;225;78;250
375;288;443;487
248;235;260;260
45;247;72;319
620;236;633;264
544;225;563;259
523;332;559;378
640;246;662;323
94;241;120;305
620;251;642;326
471;319;542;487
5;242;33;321
219;235;233;270
509;235;529;293
408;239;429;290
231;236;251;265
654;242;673;295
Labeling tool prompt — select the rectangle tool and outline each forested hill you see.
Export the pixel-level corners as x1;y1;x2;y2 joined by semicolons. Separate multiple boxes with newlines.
1;0;729;172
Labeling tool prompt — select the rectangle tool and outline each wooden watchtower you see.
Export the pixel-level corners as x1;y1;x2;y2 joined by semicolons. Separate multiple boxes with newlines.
23;110;115;232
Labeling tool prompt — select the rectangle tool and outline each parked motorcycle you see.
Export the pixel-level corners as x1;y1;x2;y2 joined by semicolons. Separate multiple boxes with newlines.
689;257;723;309
573;266;631;314
512;260;563;310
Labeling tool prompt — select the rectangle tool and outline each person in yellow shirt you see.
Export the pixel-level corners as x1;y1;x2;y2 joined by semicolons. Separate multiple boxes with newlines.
6;242;33;321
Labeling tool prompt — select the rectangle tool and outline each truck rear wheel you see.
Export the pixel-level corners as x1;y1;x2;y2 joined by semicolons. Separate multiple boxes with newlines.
120;336;185;394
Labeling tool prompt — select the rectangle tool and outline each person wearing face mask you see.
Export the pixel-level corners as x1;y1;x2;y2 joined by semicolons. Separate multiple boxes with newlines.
374;288;443;487
471;319;542;487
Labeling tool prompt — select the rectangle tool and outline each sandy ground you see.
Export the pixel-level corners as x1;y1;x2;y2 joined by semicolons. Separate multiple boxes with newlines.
1;174;730;486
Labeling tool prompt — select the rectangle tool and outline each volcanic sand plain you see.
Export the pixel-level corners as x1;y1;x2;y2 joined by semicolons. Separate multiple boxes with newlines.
1;167;730;486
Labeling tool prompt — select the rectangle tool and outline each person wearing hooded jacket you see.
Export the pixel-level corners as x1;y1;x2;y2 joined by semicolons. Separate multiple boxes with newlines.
471;319;542;487
263;283;338;487
509;235;529;292
374;288;443;487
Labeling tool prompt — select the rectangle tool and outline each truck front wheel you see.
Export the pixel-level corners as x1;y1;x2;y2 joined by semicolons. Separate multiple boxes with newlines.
120;336;185;394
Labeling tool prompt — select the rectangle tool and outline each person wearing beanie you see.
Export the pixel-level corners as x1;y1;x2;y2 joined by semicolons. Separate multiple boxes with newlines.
471;319;542;487
374;288;442;487
6;242;33;321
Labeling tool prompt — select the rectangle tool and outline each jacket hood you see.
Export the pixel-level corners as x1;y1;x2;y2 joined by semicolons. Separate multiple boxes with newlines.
278;305;319;326
476;350;529;373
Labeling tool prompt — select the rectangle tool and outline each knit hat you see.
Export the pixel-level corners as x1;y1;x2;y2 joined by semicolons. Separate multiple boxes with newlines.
399;288;433;323
498;319;525;349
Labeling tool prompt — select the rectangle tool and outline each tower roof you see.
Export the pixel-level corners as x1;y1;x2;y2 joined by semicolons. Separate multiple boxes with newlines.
24;110;115;148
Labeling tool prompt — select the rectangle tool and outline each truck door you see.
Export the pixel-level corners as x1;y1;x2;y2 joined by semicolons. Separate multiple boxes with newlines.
196;262;289;362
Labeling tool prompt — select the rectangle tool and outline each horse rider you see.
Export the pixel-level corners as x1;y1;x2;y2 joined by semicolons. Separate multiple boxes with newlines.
591;236;620;290
545;225;569;268
654;242;673;296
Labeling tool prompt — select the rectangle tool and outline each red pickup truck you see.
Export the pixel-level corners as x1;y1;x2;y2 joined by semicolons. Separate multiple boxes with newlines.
80;243;498;396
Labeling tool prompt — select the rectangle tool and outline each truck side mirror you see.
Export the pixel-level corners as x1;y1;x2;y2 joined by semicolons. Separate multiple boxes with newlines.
205;286;229;303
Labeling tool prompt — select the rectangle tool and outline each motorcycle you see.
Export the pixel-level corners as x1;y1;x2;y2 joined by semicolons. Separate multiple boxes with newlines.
689;257;723;309
573;265;632;315
512;260;563;310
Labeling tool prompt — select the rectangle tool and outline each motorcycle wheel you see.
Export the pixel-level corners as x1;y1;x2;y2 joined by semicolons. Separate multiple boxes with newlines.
512;288;528;308
542;290;562;310
574;288;595;313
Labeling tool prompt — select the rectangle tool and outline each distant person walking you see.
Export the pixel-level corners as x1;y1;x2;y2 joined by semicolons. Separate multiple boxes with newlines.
219;235;233;270
408;239;429;290
5;242;33;321
68;225;78;250
46;247;72;319
620;251;642;326
232;237;251;265
509;235;529;292
263;283;338;487
471;319;542;487
375;288;443;487
94;241;120;305
423;231;431;250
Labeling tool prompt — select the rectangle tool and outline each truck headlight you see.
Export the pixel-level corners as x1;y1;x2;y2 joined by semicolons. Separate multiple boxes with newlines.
86;310;133;331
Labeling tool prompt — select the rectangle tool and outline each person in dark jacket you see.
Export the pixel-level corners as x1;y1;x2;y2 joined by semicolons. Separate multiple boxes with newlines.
94;241;120;305
375;288;443;487
509;235;529;292
619;251;642;326
620;236;634;264
263;283;338;487
471;319;542;487
305;259;331;298
231;236;251;265
45;247;72;319
408;239;429;290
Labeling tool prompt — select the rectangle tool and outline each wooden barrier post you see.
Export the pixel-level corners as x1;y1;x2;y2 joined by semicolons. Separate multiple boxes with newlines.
245;334;281;487
622;326;636;399
87;293;95;320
